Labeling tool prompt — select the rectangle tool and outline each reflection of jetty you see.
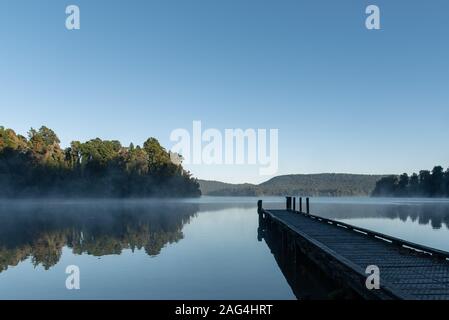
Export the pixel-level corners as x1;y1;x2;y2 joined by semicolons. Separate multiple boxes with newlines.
258;197;449;300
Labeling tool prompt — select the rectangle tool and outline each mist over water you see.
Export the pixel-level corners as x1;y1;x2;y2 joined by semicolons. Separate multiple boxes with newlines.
1;196;449;299
310;198;449;252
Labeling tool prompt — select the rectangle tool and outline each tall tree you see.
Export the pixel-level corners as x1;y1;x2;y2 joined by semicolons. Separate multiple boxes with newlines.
430;166;444;196
28;126;65;167
143;138;171;175
397;173;409;196
409;173;420;196
372;175;398;196
0;127;27;151
419;170;432;196
444;168;449;197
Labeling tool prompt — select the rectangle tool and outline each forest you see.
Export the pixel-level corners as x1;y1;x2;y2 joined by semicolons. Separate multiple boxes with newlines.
0;126;200;197
372;166;449;197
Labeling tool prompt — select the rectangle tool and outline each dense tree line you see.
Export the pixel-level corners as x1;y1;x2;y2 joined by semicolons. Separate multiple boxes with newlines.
0;126;200;197
372;166;449;197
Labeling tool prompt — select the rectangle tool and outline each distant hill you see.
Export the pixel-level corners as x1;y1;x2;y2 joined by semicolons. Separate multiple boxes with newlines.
198;180;258;196
199;174;385;197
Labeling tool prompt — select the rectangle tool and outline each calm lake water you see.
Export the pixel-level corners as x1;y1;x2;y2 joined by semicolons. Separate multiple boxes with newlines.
1;196;449;299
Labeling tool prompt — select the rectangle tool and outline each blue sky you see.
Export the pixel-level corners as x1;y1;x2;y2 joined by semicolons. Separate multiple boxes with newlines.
1;0;448;183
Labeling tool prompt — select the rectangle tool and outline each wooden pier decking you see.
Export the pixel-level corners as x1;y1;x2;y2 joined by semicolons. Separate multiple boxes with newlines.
258;198;449;300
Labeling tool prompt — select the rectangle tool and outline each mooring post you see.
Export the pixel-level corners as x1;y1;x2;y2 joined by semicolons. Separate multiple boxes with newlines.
306;197;310;214
299;197;302;213
292;197;296;211
286;196;292;211
257;200;265;241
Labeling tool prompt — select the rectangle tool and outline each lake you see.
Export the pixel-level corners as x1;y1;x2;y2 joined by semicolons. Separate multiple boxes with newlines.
1;196;449;299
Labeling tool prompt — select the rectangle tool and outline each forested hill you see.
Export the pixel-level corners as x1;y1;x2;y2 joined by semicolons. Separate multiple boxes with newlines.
199;174;384;197
0;126;200;198
198;180;258;195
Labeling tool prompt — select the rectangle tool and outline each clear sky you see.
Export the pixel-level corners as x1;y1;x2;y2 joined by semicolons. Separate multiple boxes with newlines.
1;0;448;183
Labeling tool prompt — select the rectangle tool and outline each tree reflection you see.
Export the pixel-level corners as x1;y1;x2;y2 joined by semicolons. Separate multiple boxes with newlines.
313;202;449;230
0;201;198;272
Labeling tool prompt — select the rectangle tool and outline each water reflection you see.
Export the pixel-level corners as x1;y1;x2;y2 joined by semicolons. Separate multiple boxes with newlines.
309;200;449;230
0;201;198;273
2;197;449;299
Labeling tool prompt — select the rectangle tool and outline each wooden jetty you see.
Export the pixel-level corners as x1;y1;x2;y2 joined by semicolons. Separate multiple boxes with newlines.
258;197;449;300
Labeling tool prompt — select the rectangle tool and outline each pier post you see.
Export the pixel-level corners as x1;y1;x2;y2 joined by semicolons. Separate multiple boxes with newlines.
306;197;310;214
299;197;302;213
257;200;263;214
286;196;292;211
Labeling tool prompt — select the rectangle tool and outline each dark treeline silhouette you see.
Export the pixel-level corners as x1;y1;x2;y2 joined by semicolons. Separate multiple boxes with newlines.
372;166;449;197
0;126;200;197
